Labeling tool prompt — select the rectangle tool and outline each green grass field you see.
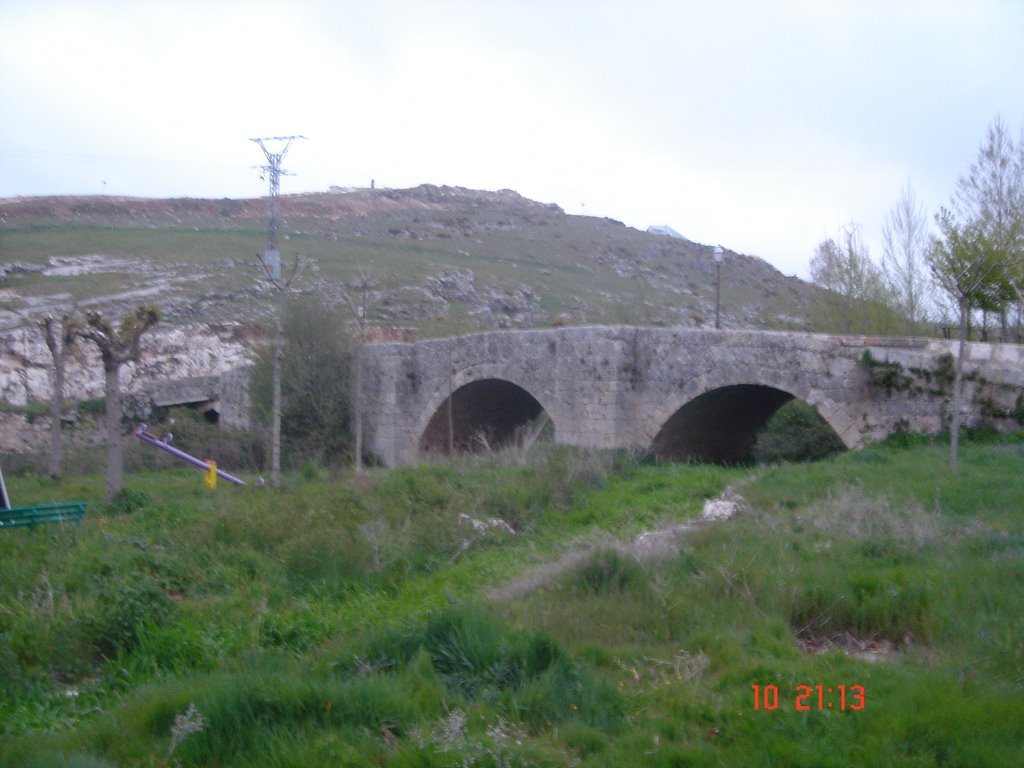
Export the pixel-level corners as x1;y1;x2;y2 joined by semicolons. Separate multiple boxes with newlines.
1;437;1022;766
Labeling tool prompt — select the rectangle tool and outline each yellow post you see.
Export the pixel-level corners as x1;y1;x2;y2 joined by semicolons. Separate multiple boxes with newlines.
204;460;218;489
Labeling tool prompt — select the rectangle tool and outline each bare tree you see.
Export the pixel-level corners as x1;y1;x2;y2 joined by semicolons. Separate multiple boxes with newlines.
809;224;898;335
882;182;933;333
41;315;79;480
340;265;382;475
80;305;160;501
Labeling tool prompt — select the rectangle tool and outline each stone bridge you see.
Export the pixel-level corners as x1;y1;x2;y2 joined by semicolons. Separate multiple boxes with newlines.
361;326;1024;467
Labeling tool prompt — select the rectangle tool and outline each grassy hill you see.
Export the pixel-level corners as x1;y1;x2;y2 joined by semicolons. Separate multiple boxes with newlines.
0;186;818;337
1;435;1022;766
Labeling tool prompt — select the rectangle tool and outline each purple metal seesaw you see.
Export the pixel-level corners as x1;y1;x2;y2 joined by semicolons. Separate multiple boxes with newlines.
133;424;246;486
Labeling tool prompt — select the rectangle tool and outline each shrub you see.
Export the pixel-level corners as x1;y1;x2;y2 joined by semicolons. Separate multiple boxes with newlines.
77;398;107;417
105;488;149;516
81;578;175;659
249;295;354;466
752;399;845;463
0;632;38;697
415;606;532;698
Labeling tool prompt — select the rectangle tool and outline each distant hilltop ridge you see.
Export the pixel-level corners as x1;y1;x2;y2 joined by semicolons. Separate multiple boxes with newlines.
0;184;565;224
0;184;818;339
646;225;688;240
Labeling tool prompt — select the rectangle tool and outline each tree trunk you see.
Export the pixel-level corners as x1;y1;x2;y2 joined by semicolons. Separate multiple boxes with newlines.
353;344;364;475
48;348;65;480
949;298;969;472
446;341;454;454
104;363;123;502
271;301;283;488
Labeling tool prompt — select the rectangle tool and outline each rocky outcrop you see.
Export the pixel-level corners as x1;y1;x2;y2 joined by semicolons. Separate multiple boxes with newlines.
0;322;257;428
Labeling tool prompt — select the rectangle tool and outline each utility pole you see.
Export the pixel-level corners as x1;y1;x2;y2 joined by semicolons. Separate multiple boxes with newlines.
251;135;305;488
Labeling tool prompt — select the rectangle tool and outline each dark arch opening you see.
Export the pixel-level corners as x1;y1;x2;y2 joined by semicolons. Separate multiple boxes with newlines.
652;384;799;464
419;379;546;456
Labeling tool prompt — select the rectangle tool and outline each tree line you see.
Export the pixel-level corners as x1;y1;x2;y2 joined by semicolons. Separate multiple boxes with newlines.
809;114;1024;341
810;114;1024;470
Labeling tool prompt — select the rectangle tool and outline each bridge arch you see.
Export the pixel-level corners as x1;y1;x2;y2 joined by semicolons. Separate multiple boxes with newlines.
416;369;557;457
647;377;851;464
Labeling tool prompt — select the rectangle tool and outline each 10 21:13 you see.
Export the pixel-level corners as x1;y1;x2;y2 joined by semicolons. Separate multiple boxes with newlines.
751;684;866;711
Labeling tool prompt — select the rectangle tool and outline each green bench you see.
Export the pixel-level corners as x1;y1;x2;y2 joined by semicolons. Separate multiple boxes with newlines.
0;502;87;529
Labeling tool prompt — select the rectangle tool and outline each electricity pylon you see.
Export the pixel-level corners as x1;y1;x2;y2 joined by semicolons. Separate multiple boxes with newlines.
250;135;305;488
250;135;305;280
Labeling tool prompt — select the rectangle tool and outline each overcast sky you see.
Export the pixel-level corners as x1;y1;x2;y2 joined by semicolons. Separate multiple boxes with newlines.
2;0;1022;277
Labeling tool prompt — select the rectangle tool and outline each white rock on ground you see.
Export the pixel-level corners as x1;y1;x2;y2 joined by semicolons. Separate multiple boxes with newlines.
701;499;739;521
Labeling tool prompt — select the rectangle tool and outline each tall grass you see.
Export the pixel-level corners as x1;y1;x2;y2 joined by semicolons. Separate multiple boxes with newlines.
2;437;1022;765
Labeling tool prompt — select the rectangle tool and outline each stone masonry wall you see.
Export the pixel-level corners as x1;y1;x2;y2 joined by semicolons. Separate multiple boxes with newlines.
362;326;1024;467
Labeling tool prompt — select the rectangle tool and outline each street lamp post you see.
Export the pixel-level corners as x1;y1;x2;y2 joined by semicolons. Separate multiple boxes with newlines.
713;245;724;329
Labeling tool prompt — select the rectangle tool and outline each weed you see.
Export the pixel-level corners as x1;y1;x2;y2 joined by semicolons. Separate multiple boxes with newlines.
797;482;945;545
168;702;205;757
571;549;645;596
82;577;176;660
104;488;149;516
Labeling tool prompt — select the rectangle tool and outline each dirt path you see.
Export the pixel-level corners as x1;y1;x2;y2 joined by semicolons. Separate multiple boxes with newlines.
486;493;741;602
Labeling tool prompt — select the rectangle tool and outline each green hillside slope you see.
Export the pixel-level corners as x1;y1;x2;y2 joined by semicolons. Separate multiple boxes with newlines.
0;186;817;336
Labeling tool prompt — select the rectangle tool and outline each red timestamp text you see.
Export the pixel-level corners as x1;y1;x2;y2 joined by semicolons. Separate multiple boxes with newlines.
751;684;865;711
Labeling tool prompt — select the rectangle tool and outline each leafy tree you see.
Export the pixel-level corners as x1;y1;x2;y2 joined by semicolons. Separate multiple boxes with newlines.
928;116;1024;470
251;295;353;467
79;305;160;501
41;314;80;480
882;182;933;334
956;116;1024;338
929;211;1016;470
809;224;900;334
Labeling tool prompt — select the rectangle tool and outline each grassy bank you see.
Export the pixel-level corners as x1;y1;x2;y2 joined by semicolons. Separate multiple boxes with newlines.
1;438;1022;766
